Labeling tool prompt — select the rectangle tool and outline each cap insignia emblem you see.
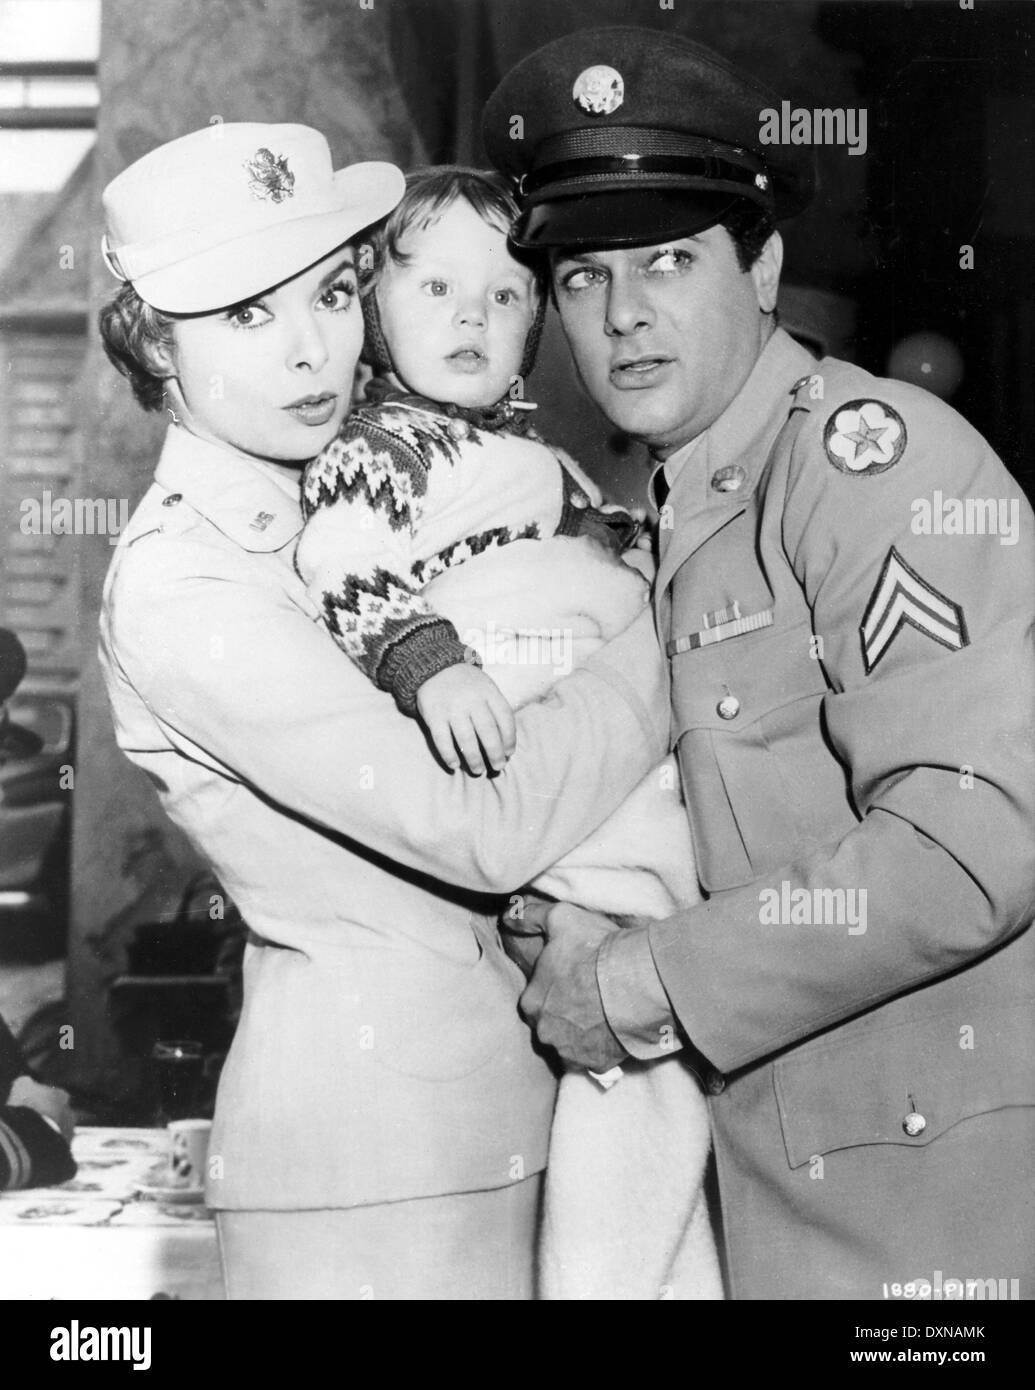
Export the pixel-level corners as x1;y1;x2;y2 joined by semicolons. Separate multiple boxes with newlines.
572;65;624;116
755;172;770;191
244;148;295;204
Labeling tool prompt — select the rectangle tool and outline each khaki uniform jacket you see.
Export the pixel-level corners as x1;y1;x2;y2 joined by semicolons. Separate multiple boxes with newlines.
99;424;669;1211
649;329;1035;1299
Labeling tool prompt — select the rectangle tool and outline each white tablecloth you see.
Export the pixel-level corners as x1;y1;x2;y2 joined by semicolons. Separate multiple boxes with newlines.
0;1127;223;1300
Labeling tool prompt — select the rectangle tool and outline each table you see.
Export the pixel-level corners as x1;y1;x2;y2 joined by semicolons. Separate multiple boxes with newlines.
0;1128;223;1300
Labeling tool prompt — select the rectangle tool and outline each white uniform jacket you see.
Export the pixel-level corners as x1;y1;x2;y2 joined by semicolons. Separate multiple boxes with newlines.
98;423;669;1211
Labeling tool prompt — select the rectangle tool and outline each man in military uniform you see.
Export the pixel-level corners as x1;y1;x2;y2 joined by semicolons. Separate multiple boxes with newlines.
484;27;1035;1300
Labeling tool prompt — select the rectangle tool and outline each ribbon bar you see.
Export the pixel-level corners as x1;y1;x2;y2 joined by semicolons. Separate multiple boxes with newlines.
667;605;774;656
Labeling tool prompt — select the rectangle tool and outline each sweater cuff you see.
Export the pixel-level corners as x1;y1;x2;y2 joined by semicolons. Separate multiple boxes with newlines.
0;1107;76;1190
377;618;472;716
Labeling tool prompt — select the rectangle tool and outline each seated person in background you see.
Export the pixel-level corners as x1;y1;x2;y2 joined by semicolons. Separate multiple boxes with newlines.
0;628;43;761
0;1012;76;1190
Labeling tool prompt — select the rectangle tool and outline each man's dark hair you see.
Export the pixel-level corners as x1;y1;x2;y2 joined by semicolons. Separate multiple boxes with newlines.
720;199;776;271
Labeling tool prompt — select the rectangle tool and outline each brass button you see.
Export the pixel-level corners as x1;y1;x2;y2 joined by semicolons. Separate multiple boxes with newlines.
903;1111;927;1137
162;493;182;507
710;464;746;493
716;694;741;720
706;1070;726;1095
570;491;589;509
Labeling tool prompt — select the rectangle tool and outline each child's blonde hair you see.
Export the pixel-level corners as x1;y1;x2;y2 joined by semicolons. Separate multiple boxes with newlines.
359;165;543;292
359;166;546;382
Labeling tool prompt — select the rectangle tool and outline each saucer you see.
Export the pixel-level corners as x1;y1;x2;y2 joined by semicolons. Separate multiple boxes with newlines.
133;1181;205;1205
133;1159;205;1204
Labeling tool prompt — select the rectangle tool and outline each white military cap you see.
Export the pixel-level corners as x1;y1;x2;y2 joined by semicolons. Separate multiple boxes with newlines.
101;123;404;313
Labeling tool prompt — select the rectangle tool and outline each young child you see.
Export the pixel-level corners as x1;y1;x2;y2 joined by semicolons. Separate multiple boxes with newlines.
297;171;635;765
295;168;720;1299
296;168;696;910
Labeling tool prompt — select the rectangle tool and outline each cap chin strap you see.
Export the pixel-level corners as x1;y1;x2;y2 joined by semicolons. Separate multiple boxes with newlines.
360;286;547;403
518;293;546;382
360;288;396;378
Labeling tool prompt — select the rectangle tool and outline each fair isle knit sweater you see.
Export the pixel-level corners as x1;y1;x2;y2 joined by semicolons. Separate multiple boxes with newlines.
296;393;627;714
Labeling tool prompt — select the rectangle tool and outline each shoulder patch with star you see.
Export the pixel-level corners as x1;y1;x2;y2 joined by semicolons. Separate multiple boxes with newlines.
860;546;968;674
824;399;907;476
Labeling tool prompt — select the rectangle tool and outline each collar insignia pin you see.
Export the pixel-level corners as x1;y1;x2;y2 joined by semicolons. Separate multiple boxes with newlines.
711;464;747;493
250;510;276;531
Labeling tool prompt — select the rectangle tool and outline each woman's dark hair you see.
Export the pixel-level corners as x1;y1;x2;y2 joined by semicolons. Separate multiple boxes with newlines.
97;284;176;413
720;199;777;271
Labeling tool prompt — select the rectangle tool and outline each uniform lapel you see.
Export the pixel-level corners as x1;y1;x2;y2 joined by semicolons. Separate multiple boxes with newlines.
655;440;747;606
651;329;817;635
154;425;305;553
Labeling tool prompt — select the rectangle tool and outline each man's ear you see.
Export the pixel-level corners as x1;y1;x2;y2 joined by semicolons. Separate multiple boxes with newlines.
750;230;783;315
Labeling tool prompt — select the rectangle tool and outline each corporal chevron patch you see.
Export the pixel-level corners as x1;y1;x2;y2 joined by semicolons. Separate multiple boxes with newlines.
860;547;968;674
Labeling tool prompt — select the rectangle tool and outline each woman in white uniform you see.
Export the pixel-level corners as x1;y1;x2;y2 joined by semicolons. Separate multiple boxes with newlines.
96;123;669;1298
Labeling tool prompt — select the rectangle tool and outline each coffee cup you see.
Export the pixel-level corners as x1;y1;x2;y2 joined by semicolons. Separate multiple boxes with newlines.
166;1118;212;1191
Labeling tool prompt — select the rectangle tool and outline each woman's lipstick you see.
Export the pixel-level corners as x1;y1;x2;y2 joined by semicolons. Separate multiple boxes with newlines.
283;392;337;425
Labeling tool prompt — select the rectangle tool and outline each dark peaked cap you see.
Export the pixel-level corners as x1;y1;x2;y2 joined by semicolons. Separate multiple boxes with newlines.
483;26;815;249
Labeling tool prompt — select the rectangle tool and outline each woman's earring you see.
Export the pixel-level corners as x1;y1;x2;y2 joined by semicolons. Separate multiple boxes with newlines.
162;390;181;426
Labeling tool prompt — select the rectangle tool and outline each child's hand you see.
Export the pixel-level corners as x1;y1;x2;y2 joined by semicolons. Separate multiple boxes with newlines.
416;663;516;775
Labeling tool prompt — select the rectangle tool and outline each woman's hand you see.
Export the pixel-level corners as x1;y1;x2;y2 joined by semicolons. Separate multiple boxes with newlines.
416;663;516;775
499;892;550;977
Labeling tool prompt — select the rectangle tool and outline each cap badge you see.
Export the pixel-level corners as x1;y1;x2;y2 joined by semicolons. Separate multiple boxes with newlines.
572;65;624;116
244;148;295;204
755;172;770;191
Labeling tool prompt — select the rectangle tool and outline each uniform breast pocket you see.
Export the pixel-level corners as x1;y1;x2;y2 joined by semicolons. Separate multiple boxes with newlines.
774;998;1035;1168
671;620;847;891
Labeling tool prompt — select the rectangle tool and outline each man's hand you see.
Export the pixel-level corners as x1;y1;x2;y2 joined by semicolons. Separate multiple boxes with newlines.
519;902;628;1071
416;662;516;775
7;1075;75;1142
